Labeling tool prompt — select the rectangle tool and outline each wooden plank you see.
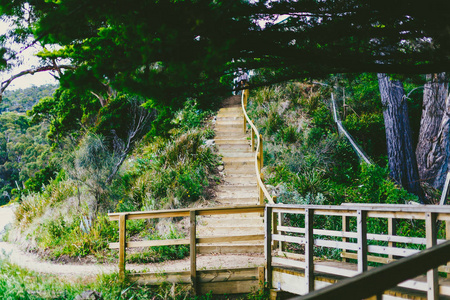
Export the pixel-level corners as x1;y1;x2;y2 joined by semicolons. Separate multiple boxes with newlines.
426;212;438;300
289;240;450;300
277;225;305;234
272;208;306;215
314;210;358;217
277;251;305;261
305;208;315;292
272;211;279;251
277;226;432;246
200;279;260;295
447;220;450;277
265;206;273;289
190;210;197;295
197;234;264;244
109;205;265;220
367;211;426;220
341;252;395;265
258;266;265;289
278;211;284;252
268;203;450;213
357;210;367;273
109;238;189;249
119;214;126;280
272;257;305;269
196;206;265;216
314;239;359;251
272;234;305;245
388;217;397;260
367;245;419;257
342;215;350;263
314;264;359;277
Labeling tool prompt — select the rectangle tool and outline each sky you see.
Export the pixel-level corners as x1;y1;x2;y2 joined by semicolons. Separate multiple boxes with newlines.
1;20;58;91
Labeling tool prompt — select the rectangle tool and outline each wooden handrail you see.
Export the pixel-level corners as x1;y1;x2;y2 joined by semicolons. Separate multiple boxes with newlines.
291;240;450;300
241;89;275;204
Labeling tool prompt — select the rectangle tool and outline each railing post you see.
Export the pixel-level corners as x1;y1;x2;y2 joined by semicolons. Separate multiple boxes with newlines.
259;173;265;205
190;210;197;295
447;220;450;277
357;210;367;273
272;196;278;251
426;212;438;300
342;215;350;262
119;213;127;280
259;134;264;170
265;205;273;289
388;217;397;260
305;208;315;292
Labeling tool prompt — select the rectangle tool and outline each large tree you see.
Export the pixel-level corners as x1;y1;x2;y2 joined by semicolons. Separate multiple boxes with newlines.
1;0;450;104
378;74;424;201
416;73;450;191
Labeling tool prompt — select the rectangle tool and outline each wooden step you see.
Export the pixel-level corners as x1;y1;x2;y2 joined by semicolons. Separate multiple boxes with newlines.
219;152;254;158
218;198;259;205
222;177;257;185
218;106;242;112
216;116;244;121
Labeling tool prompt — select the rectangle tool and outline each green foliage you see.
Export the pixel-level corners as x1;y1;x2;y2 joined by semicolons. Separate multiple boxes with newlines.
0;84;57;114
249;81;417;208
0;112;52;203
126;128;219;211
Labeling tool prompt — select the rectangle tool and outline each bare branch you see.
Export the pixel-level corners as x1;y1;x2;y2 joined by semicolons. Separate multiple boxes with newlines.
0;64;75;102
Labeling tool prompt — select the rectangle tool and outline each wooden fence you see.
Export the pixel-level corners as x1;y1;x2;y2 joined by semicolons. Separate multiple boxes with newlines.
108;205;265;295
266;203;450;299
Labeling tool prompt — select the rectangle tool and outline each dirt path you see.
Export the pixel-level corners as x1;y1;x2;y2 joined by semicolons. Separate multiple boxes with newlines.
0;206;263;280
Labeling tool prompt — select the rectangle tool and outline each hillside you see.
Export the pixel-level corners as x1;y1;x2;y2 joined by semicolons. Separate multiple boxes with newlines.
0;84;58;114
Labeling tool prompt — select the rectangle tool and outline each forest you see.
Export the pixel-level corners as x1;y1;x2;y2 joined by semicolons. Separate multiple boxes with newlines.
1;0;450;299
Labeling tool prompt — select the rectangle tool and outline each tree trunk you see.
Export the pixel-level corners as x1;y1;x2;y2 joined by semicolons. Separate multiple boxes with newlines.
416;73;450;191
378;74;425;202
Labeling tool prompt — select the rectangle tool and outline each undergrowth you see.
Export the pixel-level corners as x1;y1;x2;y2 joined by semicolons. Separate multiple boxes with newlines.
0;256;269;299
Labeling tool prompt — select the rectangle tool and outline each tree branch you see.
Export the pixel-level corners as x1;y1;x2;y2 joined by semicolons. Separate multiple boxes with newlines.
0;64;75;102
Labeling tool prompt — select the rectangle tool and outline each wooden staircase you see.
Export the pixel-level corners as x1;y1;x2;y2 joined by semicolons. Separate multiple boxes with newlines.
197;95;264;254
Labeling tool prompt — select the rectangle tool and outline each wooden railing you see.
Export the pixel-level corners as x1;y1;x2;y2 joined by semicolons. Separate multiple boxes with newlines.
265;203;450;299
108;205;265;294
292;240;450;300
241;88;276;205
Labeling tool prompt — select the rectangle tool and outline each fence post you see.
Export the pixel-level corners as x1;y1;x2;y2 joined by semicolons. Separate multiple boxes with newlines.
259;173;265;205
447;221;450;277
342;215;350;262
265;205;273;289
259;134;264;170
272;196;278;250
305;208;315;292
426;212;438;300
357;210;367;273
388;217;397;260
190;210;198;295
119;214;127;280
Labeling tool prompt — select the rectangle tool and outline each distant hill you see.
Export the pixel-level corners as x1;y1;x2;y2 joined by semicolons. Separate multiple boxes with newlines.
1;84;58;114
